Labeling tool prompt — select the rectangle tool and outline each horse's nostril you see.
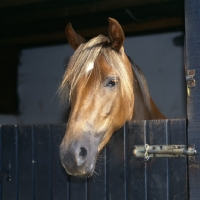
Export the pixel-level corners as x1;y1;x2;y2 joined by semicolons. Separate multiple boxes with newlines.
79;147;87;157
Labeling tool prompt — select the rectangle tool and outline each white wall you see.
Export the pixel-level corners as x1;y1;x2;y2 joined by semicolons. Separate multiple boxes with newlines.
0;31;186;125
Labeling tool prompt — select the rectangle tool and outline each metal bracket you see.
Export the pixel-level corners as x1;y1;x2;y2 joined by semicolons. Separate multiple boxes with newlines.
186;69;195;87
133;144;197;162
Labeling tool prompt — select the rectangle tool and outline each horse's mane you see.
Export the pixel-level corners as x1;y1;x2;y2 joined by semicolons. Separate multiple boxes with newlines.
59;35;133;105
128;58;152;116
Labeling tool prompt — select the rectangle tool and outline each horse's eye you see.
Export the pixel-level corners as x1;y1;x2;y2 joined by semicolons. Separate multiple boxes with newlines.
106;77;119;87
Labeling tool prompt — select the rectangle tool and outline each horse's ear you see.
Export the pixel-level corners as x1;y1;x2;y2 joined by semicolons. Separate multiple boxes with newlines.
65;23;86;50
108;18;125;52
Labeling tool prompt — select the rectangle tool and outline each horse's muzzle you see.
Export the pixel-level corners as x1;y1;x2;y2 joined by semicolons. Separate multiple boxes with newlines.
59;138;97;177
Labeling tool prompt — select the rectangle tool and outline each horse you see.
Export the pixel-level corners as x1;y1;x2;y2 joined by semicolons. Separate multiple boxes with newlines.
59;18;165;177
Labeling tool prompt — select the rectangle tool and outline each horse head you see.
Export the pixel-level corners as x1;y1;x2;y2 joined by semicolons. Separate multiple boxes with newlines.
59;18;165;177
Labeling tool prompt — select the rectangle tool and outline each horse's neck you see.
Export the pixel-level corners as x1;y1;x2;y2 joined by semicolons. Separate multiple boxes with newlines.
132;94;165;120
131;80;151;120
131;73;165;120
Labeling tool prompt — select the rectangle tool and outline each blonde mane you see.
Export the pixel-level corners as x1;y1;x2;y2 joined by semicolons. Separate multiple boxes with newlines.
59;34;134;104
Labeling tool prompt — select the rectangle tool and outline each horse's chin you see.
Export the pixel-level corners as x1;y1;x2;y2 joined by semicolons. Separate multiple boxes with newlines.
65;165;94;178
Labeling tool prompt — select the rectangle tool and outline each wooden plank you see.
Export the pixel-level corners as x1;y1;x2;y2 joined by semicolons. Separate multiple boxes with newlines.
0;125;2;199
51;124;69;200
17;125;33;200
0;0;184;48
0;0;178;22
146;120;169;200
0;0;49;7
185;0;200;199
0;17;184;48
1;125;17;200
87;148;106;200
168;119;188;199
185;0;200;162
69;176;87;200
127;120;146;199
106;127;126;199
33;124;51;200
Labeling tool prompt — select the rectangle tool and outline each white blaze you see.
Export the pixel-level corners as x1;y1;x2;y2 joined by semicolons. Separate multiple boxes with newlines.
86;62;94;73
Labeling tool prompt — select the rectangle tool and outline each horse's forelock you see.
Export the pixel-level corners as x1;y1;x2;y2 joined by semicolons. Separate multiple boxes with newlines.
59;34;133;105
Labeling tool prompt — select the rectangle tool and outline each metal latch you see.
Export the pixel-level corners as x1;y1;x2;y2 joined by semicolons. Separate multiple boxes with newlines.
186;69;195;87
133;144;197;161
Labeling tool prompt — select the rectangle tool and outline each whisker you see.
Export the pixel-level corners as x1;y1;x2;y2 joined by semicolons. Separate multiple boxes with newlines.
93;170;99;176
92;169;104;182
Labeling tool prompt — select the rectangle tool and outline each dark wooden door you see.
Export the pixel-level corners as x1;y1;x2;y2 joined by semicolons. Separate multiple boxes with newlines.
0;119;188;200
185;0;200;199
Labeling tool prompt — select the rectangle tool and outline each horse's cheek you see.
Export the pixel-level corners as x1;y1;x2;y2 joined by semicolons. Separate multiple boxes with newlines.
101;102;112;117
